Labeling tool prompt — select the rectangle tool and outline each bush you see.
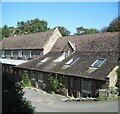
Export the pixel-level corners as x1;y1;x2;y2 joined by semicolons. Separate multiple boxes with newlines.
22;71;31;87
95;97;101;101
48;74;65;94
48;74;59;93
2;72;35;113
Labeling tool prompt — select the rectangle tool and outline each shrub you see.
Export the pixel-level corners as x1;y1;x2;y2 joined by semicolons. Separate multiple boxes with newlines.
48;74;65;94
48;74;59;93
22;71;31;87
2;72;35;113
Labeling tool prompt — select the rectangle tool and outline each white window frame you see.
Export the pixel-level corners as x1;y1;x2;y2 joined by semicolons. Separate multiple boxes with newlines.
18;50;23;58
11;51;14;58
90;58;106;68
29;50;32;58
81;79;92;94
65;51;71;57
2;51;5;58
65;57;79;65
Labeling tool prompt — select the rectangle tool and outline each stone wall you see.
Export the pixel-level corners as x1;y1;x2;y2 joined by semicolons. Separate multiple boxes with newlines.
17;69;107;98
107;66;118;88
43;28;62;55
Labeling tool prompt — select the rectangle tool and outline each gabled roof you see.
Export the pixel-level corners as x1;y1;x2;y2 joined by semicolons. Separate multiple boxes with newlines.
52;32;118;52
15;32;119;81
16;51;118;81
1;29;55;50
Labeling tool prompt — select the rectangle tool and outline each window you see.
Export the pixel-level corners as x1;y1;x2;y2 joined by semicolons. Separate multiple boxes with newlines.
11;51;14;58
29;50;32;58
54;54;65;63
62;57;79;69
38;73;43;83
90;58;106;68
18;50;23;58
65;57;79;65
81;79;91;97
2;51;5;58
65;51;71;57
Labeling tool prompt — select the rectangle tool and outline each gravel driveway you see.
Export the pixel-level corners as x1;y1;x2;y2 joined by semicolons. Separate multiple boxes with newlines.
23;87;118;112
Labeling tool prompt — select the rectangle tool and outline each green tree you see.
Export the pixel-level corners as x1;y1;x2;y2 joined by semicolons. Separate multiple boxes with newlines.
48;74;65;94
55;26;70;36
22;71;31;87
48;74;59;94
17;18;49;34
2;25;11;38
2;72;35;113
101;16;120;32
75;26;99;35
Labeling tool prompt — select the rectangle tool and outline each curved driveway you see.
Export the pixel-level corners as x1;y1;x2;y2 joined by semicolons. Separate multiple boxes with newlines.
23;87;118;112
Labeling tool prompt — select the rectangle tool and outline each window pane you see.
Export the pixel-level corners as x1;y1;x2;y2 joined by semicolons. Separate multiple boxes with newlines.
91;58;105;68
82;79;91;92
65;57;78;65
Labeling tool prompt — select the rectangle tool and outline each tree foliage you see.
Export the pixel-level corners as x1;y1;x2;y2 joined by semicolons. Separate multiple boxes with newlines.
101;16;120;32
2;25;11;38
2;18;49;38
22;71;31;87
55;26;70;36
2;72;35;113
75;26;99;35
48;74;59;93
48;74;65;94
17;18;49;34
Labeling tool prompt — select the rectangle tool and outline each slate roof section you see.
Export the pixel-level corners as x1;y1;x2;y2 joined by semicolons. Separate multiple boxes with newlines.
16;51;118;81
1;29;54;50
15;32;119;81
52;32;118;52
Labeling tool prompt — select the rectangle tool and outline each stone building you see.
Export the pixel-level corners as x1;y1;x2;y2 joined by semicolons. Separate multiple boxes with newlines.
0;28;62;60
15;32;119;98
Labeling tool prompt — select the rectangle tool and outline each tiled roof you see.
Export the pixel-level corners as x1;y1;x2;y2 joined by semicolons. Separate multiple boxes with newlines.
1;29;54;50
52;32;118;52
16;51;118;81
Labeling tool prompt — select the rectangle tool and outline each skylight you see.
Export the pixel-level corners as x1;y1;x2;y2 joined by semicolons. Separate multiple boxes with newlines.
90;58;106;68
65;57;79;65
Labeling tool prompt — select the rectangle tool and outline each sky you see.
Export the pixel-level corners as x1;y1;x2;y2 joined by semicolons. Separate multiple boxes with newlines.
1;2;118;34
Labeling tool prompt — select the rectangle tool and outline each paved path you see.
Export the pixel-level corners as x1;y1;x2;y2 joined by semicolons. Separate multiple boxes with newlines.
23;87;118;112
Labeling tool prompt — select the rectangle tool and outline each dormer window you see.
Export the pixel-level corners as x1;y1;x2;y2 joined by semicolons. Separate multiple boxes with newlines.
65;51;71;57
90;58;106;68
18;50;23;58
2;51;5;58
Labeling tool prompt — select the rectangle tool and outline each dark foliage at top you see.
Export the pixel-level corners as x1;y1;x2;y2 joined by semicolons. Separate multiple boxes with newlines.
2;72;35;113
